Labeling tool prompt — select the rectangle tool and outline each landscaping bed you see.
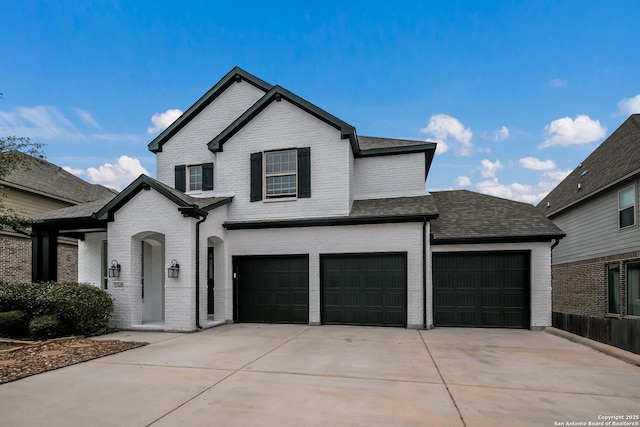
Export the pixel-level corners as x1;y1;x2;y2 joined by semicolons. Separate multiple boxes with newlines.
0;337;147;384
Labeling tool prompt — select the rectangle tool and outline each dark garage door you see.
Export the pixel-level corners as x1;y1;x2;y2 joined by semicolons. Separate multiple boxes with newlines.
321;253;407;327
433;252;530;328
234;255;309;324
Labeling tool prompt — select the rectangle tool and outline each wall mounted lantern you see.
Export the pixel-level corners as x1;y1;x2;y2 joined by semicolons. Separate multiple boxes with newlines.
168;259;180;278
107;260;121;278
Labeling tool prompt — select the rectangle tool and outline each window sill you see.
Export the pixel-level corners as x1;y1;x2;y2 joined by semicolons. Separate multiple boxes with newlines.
263;197;298;203
604;313;621;318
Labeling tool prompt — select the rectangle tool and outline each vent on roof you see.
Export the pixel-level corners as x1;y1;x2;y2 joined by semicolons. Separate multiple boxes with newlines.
577;183;581;190
581;170;589;177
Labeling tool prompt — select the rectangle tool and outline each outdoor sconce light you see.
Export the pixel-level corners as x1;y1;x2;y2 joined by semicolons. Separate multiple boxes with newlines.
168;259;180;278
107;260;121;278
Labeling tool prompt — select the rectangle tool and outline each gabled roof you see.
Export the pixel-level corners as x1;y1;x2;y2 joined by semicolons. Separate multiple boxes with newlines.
1;151;116;204
207;84;357;153
148;67;273;153
34;175;232;223
95;175;232;221
537;115;640;217
430;190;565;244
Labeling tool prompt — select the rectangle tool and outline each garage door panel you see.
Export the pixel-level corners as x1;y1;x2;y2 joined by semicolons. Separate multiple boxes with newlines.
321;253;407;327
235;256;309;324
433;252;530;329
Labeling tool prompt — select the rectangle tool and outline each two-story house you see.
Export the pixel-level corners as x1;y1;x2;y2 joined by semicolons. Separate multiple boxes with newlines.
33;67;563;331
538;115;640;354
0;152;115;284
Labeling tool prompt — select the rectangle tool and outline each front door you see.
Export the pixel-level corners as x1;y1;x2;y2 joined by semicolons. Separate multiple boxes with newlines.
207;246;214;315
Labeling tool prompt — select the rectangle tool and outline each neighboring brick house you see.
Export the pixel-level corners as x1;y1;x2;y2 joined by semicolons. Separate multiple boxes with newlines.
0;152;115;283
33;67;563;331
538;115;640;354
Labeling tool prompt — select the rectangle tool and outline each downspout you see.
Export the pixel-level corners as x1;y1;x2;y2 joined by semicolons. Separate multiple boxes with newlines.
422;217;427;330
551;238;560;251
178;205;209;331
195;215;207;329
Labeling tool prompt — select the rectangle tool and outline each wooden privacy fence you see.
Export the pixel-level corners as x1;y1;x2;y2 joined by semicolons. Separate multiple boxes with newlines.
553;312;640;355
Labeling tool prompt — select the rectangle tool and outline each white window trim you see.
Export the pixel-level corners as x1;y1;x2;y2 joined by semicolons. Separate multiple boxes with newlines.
626;261;640;318
618;184;637;229
264;149;297;199
187;164;203;193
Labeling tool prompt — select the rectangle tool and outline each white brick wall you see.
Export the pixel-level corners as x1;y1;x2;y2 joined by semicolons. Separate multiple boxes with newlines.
226;222;426;328
156;81;266;188
430;241;553;328
216;99;354;220
354;154;426;199
78;232;106;287
107;189;199;331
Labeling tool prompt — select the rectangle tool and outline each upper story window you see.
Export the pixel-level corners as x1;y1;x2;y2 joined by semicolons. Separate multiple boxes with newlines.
618;185;636;228
265;150;297;198
250;148;310;202
189;165;203;191
174;163;213;193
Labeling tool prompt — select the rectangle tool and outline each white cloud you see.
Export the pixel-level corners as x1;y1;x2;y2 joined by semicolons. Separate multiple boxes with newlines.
420;114;473;156
71;107;102;130
479;159;503;178
147;109;183;134
70;156;150;190
617;94;640;116
540;115;606;148
434;140;449;155
549;79;568;88
62;166;86;176
456;176;471;187
494;125;509;141
0;105;143;143
519;156;557;171
543;168;572;182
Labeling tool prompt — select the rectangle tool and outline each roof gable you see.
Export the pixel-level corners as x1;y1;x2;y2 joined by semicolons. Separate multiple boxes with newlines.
148;67;273;153
537;115;640;216
95;175;231;221
207;85;357;153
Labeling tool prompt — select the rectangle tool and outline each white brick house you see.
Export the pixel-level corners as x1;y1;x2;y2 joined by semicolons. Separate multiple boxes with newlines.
33;67;564;331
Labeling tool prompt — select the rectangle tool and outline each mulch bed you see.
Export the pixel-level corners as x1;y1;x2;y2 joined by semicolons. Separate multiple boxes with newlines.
0;337;147;384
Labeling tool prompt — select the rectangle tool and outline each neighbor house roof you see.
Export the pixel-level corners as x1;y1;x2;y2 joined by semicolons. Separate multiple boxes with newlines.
2;151;116;204
430;190;565;244
537;114;640;217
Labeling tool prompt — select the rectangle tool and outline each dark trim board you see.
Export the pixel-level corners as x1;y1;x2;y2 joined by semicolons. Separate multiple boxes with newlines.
320;252;408;327
432;250;531;329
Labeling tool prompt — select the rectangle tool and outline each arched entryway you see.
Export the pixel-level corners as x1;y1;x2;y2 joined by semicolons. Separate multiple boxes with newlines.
133;232;165;325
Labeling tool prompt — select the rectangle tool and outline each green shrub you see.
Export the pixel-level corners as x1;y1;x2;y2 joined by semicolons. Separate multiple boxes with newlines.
0;282;113;338
28;314;67;340
0;310;30;337
43;282;113;336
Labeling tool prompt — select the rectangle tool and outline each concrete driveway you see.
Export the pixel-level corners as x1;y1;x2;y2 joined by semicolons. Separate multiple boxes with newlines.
1;325;639;427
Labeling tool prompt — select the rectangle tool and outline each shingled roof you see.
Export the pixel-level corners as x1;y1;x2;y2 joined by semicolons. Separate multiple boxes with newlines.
430;190;564;244
537;115;640;217
2;151;116;204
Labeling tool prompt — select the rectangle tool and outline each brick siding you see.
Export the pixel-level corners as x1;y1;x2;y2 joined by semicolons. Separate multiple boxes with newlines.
0;234;78;284
552;250;640;317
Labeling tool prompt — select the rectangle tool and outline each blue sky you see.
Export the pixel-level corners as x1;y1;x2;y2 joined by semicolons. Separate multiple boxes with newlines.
1;1;639;203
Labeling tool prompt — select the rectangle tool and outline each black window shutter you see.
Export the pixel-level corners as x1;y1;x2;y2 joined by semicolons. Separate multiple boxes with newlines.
298;147;311;198
175;165;186;192
202;163;214;191
250;152;263;202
